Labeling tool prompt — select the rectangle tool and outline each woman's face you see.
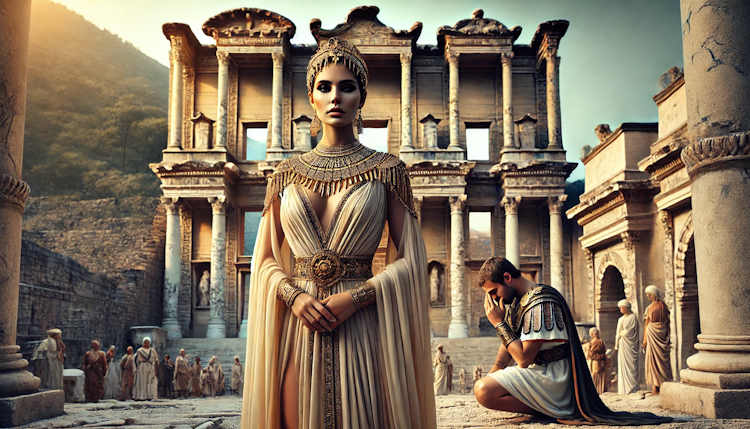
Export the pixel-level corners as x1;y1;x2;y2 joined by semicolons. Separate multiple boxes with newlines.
310;63;363;129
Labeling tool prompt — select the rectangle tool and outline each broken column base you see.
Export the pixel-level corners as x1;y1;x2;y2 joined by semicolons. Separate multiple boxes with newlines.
661;375;750;419
0;389;65;427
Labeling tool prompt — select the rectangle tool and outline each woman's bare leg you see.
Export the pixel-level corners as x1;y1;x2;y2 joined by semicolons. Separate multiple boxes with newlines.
474;376;540;415
281;357;299;429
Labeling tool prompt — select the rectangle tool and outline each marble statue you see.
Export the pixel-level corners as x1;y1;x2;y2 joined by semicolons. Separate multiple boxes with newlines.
615;299;639;394
197;270;210;307
433;344;450;395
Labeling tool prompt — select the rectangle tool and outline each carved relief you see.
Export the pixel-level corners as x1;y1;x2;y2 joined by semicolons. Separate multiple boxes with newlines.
681;130;750;176
0;173;30;209
202;8;296;40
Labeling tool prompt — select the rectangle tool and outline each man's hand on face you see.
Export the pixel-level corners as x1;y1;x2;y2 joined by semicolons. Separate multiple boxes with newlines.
484;292;506;326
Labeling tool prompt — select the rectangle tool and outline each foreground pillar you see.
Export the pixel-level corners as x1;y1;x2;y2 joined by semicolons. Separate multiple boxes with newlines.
660;0;750;418
161;197;182;339
206;197;227;338
215;51;230;150
548;195;566;294
503;196;521;266
448;195;468;338
501;52;514;149
0;2;64;425
400;52;414;151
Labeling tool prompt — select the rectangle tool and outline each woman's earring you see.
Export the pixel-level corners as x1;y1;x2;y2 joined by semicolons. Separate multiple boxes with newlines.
356;109;364;135
312;114;321;133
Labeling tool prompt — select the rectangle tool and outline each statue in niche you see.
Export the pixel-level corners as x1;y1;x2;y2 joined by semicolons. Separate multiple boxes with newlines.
197;270;210;307
429;263;443;306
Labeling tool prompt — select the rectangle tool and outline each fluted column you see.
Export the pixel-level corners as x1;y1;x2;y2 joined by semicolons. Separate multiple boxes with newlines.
270;52;285;151
161;197;182;339
448;195;468;338
400;52;413;151
206;197;227;338
168;37;185;149
0;0;40;400
544;47;562;149
501;52;514;149
548;195;566;294
215;50;230;150
503;196;522;266
413;196;423;225
447;52;463;150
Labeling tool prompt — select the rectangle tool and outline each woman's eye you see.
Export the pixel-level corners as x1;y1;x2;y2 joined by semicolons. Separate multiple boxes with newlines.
341;84;356;92
317;83;330;92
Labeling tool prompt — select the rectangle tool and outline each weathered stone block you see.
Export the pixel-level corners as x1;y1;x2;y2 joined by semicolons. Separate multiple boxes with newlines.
0;389;65;427
660;381;750;419
63;368;84;402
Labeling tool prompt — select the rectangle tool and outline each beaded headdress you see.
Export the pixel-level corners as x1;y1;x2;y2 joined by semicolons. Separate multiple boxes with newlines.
306;38;369;96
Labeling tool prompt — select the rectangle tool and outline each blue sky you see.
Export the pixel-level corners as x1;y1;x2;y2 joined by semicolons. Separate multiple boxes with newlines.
53;0;684;180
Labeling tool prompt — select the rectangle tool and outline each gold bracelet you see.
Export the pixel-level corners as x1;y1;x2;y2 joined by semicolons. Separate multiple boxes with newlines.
495;321;519;348
350;282;376;308
276;278;305;308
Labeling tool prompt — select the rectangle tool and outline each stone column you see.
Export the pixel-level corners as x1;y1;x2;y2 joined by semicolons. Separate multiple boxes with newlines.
400;52;414;151
238;271;250;339
167;37;185;149
215;50;230;150
448;195;468;338
501;52;515;149
161;197;182;339
206;197;227;338
659;210;679;379
503;196;522;267
447;52;463;151
413;196;423;225
270;52;285;151
544;47;562;149
660;0;750;418
0;0;39;400
548;195;566;294
490;202;505;257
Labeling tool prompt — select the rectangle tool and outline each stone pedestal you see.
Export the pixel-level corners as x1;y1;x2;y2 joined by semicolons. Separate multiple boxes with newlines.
0;390;65;427
206;198;227;338
548;195;566;294
161;198;182;339
502;196;521;266
448;196;468;338
63;369;85;403
660;0;750;418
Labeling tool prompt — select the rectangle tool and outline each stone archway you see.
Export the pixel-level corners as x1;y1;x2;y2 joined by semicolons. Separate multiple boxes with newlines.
597;265;627;350
674;216;699;375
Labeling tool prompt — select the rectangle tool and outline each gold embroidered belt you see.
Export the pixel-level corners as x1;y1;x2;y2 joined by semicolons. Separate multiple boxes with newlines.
293;250;372;290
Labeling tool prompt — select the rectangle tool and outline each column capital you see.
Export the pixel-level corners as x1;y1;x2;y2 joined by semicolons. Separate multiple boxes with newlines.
502;196;522;215
271;51;286;66
620;230;639;253
208;196;227;214
446;50;460;64
682;130;750;177
169;35;188;65
216;50;232;66
449;195;467;213
400;51;413;64
501;51;514;65
160;196;181;213
547;194;567;215
0;174;30;210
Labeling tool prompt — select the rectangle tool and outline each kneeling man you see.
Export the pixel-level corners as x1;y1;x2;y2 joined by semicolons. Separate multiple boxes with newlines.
473;257;670;425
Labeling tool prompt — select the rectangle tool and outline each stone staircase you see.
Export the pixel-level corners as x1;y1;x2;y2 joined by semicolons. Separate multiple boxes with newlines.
165;336;501;393
165;338;246;392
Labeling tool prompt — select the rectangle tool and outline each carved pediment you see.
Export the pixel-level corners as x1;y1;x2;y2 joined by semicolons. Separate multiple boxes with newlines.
310;6;422;45
202;8;296;40
438;9;522;47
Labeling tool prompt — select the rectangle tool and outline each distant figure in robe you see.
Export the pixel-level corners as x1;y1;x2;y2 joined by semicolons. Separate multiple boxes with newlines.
174;349;191;398
643;285;672;394
191;356;202;397
119;346;135;400
82;339;108;402
103;345;121;399
615;299;639;394
133;337;159;400
433;344;450;395
586;328;607;394
159;354;175;399
32;328;65;389
231;356;243;395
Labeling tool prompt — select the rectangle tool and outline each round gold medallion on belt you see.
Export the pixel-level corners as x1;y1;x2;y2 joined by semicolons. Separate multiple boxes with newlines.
307;249;344;289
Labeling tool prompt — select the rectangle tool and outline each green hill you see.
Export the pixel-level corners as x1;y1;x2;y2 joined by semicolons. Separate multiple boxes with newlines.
23;0;168;198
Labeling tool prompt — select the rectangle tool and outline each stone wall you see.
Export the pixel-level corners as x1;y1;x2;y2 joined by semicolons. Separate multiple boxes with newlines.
17;197;166;367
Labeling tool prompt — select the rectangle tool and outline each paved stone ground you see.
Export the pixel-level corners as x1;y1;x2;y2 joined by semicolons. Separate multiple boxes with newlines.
17;392;750;428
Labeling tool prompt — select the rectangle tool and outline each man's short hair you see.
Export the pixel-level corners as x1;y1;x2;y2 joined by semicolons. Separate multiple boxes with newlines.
478;257;521;287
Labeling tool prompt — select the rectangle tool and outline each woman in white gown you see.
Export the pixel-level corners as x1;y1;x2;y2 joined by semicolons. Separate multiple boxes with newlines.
240;38;436;429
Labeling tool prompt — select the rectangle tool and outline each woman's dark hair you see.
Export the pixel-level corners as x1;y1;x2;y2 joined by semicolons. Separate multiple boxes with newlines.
478;257;521;287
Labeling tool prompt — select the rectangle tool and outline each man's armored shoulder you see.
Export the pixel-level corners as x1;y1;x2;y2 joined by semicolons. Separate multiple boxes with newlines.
518;285;567;335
